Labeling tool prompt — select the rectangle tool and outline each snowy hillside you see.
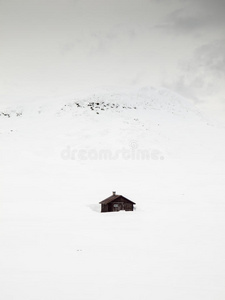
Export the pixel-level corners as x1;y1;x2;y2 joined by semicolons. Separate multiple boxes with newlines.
1;87;225;300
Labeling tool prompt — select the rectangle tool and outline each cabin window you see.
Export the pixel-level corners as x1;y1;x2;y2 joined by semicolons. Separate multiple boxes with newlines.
114;204;119;207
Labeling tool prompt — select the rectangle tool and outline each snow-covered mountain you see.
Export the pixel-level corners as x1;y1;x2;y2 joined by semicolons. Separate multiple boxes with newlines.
0;86;220;159
1;87;225;300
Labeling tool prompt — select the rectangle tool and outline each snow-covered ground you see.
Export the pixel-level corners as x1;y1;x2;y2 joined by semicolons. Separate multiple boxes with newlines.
1;87;225;300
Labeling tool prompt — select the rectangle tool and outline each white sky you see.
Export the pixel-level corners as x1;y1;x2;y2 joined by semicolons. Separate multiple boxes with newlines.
0;0;225;118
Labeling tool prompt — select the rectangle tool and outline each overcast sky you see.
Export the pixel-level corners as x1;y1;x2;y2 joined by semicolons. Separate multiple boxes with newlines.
1;0;225;118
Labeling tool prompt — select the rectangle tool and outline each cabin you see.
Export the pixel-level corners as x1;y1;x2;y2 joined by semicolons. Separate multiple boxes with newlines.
99;191;135;212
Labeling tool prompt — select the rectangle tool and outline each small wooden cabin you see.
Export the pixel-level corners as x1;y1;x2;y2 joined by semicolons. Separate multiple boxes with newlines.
100;191;135;212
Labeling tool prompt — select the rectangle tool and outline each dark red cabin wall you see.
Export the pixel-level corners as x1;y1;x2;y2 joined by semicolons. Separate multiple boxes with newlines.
124;202;133;211
101;204;108;212
109;198;134;212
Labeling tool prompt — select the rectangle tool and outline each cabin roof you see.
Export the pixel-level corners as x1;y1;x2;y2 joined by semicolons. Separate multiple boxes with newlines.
99;194;136;205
